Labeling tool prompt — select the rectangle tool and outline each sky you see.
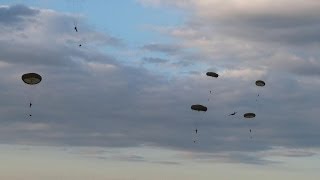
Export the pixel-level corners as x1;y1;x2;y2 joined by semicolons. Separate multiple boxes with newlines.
1;0;320;179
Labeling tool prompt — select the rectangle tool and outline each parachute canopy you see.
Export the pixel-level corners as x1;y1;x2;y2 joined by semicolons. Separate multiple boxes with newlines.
206;72;219;78
191;104;207;112
244;113;256;118
255;80;265;87
22;73;42;85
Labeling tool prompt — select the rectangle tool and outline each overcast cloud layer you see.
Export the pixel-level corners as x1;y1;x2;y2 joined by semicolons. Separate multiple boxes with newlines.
1;2;320;165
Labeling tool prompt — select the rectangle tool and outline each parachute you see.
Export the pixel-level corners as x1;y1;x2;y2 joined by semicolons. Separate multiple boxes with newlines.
191;104;207;112
206;72;219;78
255;80;265;87
22;73;42;85
244;113;256;119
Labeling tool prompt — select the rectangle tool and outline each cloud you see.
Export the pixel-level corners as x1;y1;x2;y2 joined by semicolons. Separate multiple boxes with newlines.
266;52;320;77
1;3;320;166
0;5;122;67
134;0;320;163
260;146;317;158
142;43;183;55
151;160;181;165
139;0;320;77
177;151;278;165
142;57;169;64
0;4;39;25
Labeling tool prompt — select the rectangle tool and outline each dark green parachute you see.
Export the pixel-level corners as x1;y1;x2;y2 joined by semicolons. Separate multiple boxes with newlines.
206;72;219;78
244;113;256;118
191;104;207;112
255;80;265;87
22;73;42;85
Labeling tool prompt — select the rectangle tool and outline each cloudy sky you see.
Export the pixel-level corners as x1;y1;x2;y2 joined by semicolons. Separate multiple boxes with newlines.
1;0;320;179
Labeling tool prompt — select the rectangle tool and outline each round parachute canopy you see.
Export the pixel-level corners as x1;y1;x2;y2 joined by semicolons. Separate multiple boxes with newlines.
244;113;256;119
206;72;219;78
22;73;42;85
255;80;265;87
191;104;207;112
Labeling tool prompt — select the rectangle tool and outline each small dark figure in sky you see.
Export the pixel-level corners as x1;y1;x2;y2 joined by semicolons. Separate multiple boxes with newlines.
29;114;32;117
29;102;32;108
79;44;82;47
210;90;212;94
195;129;198;134
250;129;251;133
74;26;78;32
193;140;196;143
229;112;237;116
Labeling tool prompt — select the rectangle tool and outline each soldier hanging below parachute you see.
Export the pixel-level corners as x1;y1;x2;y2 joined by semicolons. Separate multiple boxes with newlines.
191;104;207;143
244;112;256;139
22;73;42;119
255;80;265;101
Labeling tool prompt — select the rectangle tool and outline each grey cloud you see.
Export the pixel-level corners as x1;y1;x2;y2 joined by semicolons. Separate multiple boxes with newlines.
151;161;181;165
0;4;39;25
2;3;320;166
269;53;320;77
142;57;169;64
2;59;319;158
140;1;320;45
0;5;122;67
178;151;278;165
140;42;208;70
142;43;182;55
210;19;320;45
261;148;317;158
112;155;146;162
2;54;320;165
226;153;278;165
140;0;320;79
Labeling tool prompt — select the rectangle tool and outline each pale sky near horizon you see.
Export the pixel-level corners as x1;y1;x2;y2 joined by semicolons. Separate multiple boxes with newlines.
1;0;320;179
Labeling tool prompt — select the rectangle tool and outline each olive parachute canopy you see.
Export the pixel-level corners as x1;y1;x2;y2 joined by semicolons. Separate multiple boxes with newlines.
206;72;219;78
255;80;265;87
191;104;207;112
22;73;42;85
244;113;256;118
